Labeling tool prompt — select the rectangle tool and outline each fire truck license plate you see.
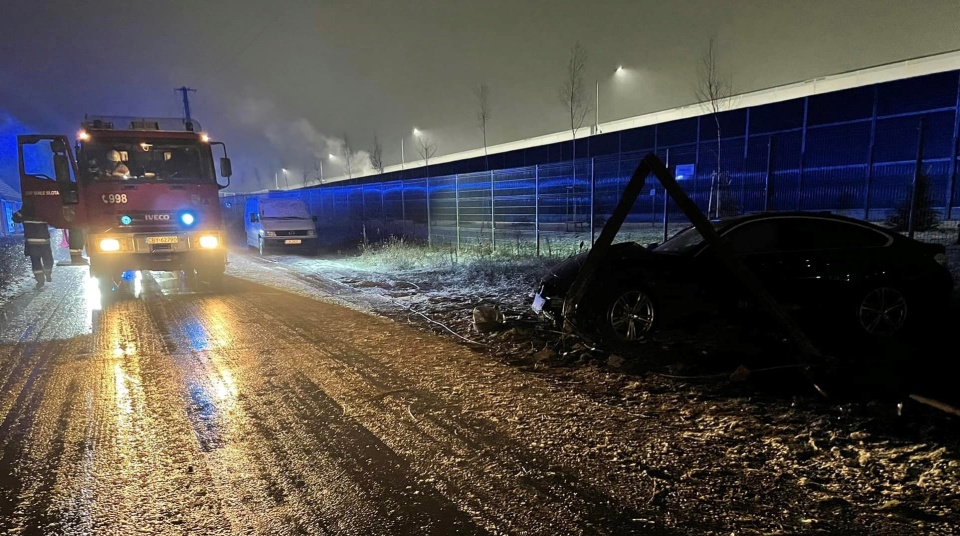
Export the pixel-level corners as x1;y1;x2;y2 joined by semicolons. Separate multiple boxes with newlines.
284;239;302;245
146;236;179;244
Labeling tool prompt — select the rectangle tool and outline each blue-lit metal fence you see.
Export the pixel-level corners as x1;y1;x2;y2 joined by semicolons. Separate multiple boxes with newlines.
222;70;960;252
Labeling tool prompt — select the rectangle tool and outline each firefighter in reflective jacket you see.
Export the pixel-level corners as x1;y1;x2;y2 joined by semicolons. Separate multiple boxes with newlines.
12;204;54;288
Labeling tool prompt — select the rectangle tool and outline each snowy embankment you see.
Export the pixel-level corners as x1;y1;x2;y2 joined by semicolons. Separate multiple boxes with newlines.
0;236;32;307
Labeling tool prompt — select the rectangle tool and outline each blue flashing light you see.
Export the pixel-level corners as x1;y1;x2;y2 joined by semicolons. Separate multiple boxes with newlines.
180;212;196;226
120;215;132;225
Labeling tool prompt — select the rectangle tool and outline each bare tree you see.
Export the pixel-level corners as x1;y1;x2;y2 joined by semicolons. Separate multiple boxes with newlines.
312;158;324;185
474;83;491;168
558;42;591;222
559;42;591;156
695;37;735;217
416;133;437;174
370;133;385;174
339;133;357;180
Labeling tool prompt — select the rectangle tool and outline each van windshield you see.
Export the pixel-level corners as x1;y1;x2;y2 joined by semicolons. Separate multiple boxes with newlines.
261;200;311;219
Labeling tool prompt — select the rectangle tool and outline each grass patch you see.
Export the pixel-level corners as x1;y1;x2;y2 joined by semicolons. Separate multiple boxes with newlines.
354;235;560;277
356;236;450;271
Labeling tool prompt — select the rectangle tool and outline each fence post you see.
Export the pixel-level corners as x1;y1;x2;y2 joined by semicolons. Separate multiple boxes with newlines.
455;174;461;254
426;177;432;247
400;180;406;221
662;148;670;243
908;118;927;239
945;72;960;221
380;182;385;221
360;183;366;221
764;136;774;212
490;170;496;253
864;86;879;221
590;157;596;245
535;165;540;257
691;121;700;212
796;96;809;211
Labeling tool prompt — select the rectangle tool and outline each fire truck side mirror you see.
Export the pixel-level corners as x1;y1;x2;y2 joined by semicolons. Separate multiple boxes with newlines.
220;157;233;178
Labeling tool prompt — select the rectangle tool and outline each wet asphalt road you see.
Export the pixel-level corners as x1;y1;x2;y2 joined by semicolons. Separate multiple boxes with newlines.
0;267;649;535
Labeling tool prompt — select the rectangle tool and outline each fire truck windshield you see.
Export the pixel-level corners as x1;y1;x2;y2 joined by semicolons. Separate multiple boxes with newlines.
80;140;215;184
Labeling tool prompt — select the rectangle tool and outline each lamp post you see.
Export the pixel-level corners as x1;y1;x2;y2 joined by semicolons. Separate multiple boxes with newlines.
275;168;288;189
596;65;625;135
402;128;421;170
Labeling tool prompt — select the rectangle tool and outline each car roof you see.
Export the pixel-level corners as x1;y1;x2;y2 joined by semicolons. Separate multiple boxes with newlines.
715;211;888;229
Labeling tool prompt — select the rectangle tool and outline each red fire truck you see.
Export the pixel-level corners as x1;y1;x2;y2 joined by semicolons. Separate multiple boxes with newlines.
17;116;233;292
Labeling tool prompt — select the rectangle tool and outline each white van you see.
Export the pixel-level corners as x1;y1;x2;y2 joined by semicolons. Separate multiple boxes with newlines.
245;196;317;255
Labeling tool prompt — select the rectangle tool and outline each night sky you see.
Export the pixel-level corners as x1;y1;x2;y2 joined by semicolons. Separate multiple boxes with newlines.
2;0;959;192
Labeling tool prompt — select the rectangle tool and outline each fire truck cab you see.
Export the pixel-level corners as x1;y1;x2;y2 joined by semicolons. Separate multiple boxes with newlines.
17;115;233;291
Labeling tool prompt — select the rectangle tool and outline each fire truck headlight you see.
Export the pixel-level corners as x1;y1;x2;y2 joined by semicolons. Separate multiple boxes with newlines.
198;235;219;249
99;238;121;252
180;212;196;226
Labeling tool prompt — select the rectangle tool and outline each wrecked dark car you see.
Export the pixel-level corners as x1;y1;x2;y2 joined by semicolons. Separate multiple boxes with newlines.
532;212;953;345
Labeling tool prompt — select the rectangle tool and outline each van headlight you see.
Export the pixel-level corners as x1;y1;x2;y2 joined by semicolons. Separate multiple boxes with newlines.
198;235;219;249
99;238;121;252
306;229;316;236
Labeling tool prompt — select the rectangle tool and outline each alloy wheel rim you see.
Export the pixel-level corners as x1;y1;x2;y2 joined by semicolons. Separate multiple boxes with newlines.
858;287;907;335
608;290;655;340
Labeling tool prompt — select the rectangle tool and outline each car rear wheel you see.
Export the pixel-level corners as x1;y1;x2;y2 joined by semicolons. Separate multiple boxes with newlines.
857;286;908;336
600;287;657;343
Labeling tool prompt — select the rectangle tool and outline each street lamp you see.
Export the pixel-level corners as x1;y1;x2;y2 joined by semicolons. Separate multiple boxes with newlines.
596;66;627;134
275;167;288;189
402;129;420;170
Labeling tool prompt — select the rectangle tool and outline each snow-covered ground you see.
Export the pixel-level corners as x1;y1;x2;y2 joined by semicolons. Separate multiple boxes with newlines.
222;245;960;532
1;236;37;307
0;236;957;531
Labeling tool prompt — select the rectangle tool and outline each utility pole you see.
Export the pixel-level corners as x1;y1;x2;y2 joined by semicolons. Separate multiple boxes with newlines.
401;138;405;169
175;86;197;121
595;78;600;134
